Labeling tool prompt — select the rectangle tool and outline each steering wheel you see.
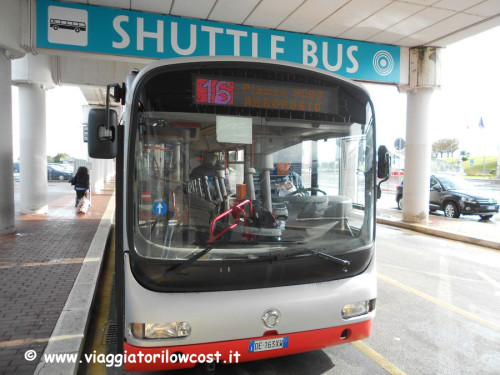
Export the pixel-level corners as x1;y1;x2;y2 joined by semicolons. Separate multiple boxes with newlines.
288;187;327;196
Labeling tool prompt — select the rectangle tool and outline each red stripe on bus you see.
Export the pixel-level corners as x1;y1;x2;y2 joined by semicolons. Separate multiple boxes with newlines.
123;319;372;371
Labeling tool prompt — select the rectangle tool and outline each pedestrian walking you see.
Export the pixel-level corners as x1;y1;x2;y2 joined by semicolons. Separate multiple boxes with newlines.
70;166;90;208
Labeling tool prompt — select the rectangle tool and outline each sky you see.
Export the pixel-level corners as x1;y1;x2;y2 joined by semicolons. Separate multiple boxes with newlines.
364;25;500;157
11;25;500;161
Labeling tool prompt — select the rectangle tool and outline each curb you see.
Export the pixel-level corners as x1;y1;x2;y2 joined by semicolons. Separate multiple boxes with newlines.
377;217;500;251
34;194;115;375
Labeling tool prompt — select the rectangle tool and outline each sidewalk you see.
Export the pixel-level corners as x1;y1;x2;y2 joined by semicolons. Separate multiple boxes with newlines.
0;182;114;375
377;207;500;251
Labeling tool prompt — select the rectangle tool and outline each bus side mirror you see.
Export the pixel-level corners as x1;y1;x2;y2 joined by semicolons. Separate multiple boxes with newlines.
88;108;118;159
377;145;390;199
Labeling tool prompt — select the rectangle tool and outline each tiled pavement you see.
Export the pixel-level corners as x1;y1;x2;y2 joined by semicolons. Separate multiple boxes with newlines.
0;182;114;375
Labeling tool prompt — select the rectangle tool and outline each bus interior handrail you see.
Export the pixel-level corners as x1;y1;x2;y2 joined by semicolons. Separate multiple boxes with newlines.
209;199;252;242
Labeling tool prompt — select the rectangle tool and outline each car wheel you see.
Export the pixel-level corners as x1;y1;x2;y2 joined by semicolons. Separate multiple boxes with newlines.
397;196;403;210
443;202;460;218
59;175;64;181
480;215;493;220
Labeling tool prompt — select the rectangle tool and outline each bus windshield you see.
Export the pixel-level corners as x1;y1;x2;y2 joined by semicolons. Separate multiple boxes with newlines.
128;62;375;291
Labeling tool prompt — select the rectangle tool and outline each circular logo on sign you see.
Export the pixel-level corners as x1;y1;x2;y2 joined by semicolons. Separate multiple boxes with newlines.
373;50;394;76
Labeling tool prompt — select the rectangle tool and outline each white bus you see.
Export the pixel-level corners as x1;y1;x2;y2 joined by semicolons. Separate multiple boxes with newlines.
88;57;390;371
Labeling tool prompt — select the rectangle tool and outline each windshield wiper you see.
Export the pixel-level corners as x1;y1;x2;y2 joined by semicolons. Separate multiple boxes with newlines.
309;250;351;272
163;241;266;277
164;245;214;277
277;249;351;272
163;241;344;278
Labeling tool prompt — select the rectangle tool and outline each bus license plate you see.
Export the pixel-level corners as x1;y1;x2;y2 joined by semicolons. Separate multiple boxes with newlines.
488;205;495;210
249;337;288;352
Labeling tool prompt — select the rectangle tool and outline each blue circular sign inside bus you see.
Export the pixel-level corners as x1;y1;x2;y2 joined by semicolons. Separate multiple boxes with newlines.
153;201;167;216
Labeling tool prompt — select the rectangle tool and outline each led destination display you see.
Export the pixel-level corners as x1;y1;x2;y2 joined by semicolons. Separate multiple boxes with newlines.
195;76;338;114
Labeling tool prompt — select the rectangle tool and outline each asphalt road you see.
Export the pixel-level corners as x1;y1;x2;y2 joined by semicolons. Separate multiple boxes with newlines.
370;225;500;375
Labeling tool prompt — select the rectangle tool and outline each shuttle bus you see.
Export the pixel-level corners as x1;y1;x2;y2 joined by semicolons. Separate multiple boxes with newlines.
88;57;389;371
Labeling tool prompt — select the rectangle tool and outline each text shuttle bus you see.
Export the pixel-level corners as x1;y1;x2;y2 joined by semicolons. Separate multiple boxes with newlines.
88;57;390;371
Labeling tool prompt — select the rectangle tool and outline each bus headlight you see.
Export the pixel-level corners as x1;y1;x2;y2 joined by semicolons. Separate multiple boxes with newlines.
342;299;376;319
130;322;191;339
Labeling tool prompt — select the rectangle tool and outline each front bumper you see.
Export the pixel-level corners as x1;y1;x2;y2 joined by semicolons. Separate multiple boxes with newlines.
460;202;499;216
123;319;373;371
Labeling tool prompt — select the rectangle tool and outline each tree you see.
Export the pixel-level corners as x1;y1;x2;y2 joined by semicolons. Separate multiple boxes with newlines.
54;153;70;163
47;153;70;163
432;138;459;158
460;150;470;162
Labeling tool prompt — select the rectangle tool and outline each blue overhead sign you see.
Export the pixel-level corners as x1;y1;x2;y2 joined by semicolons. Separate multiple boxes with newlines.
36;0;401;83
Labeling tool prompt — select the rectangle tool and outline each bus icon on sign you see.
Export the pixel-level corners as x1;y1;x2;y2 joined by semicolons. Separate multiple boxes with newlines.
50;19;87;33
48;5;88;46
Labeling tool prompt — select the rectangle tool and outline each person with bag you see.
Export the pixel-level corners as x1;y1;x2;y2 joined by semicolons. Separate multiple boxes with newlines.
69;166;90;208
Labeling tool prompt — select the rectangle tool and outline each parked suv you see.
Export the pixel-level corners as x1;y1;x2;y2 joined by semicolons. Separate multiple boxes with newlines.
47;164;73;180
396;174;499;220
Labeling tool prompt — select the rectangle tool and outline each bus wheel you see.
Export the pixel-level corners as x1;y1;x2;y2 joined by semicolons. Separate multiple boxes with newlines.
75;28;80;32
53;25;58;30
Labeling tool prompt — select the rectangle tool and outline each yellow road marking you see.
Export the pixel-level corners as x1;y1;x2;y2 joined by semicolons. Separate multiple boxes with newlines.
378;273;500;333
476;271;500;290
351;341;407;375
85;227;115;375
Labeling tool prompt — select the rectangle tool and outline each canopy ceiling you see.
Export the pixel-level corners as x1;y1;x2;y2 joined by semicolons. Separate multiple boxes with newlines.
65;0;500;47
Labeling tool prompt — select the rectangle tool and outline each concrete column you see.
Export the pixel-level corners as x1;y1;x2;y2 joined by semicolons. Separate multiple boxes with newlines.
402;88;433;223
18;83;48;214
400;47;441;223
104;160;110;183
90;158;104;194
106;159;115;182
340;138;360;203
0;54;15;234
